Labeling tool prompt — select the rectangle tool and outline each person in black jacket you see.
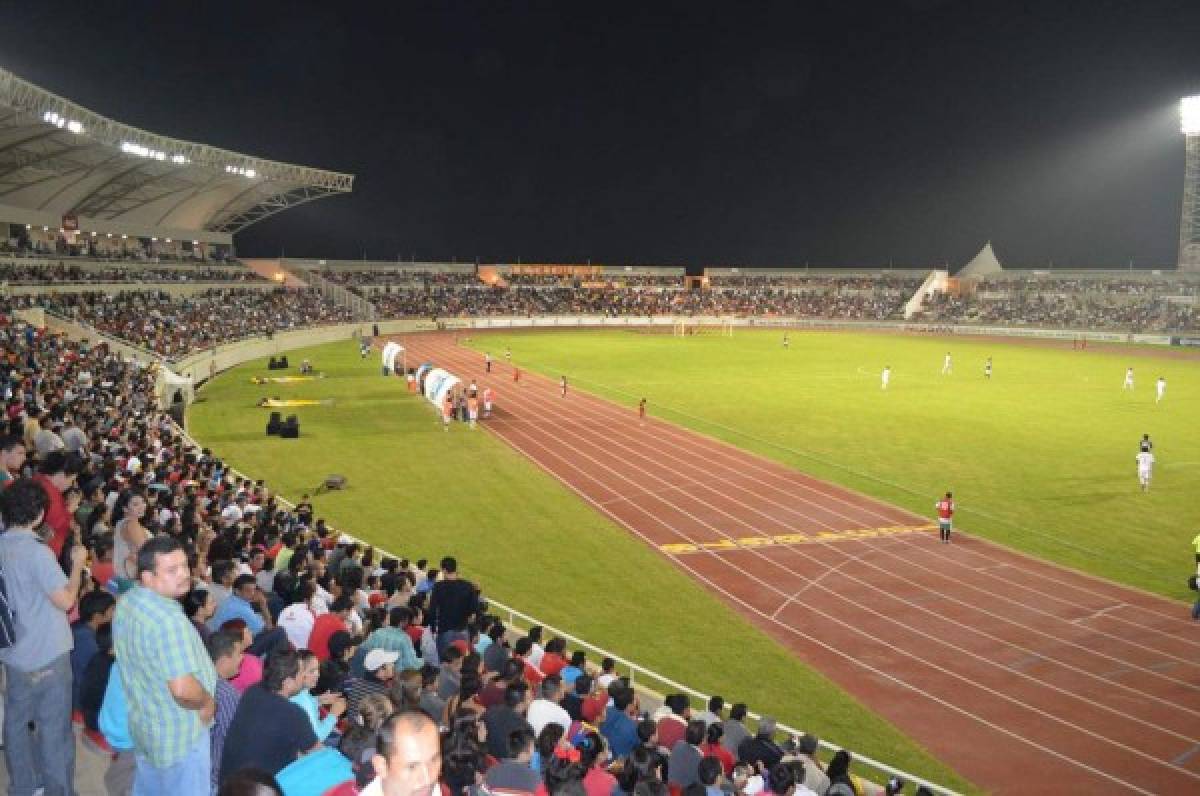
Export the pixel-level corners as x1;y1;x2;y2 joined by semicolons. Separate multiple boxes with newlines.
737;716;784;770
79;622;115;732
428;557;479;655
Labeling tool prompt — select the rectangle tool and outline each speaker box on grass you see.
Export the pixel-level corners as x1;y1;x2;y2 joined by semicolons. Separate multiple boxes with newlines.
280;414;299;438
266;411;282;436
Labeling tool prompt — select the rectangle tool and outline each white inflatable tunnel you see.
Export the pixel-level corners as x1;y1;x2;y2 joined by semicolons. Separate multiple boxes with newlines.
381;341;402;374
422;368;461;408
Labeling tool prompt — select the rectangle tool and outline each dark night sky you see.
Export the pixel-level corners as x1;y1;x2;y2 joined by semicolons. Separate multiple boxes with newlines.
2;1;1199;268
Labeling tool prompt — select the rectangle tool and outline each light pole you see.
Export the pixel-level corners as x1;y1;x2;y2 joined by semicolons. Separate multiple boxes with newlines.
1179;96;1200;272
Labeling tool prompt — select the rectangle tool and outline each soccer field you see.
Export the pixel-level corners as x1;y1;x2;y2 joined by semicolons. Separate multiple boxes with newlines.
187;338;976;792
464;329;1200;601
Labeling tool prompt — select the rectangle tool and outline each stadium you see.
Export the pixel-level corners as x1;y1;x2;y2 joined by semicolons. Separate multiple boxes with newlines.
0;23;1199;796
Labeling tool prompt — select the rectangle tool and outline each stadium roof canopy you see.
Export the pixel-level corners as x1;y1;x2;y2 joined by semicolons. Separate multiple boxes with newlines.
956;242;1004;278
0;67;353;242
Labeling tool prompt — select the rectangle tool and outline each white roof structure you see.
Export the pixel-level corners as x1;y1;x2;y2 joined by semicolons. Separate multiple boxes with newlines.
956;242;1004;278
0;67;353;241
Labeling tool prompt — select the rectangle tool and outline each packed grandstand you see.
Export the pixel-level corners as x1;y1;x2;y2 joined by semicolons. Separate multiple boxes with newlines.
4;61;1200;796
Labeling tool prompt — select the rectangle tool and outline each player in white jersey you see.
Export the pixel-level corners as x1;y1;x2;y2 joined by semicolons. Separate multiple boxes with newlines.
942;352;952;374
1156;376;1166;403
881;365;891;390
1123;367;1133;390
1136;450;1155;491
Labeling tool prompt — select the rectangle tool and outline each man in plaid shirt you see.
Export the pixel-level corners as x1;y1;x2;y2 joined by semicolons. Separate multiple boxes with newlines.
114;535;217;795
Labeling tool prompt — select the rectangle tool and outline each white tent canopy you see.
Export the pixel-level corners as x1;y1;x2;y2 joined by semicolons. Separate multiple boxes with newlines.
957;242;1004;278
154;366;194;409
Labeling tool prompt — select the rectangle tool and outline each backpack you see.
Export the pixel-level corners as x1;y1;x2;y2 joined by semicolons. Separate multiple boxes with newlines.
0;558;17;649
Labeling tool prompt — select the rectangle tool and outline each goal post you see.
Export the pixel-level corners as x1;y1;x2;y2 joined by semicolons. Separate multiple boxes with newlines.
673;319;733;337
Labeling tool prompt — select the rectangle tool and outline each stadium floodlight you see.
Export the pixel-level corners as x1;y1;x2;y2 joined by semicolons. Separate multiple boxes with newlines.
1180;96;1200;271
1182;96;1200;135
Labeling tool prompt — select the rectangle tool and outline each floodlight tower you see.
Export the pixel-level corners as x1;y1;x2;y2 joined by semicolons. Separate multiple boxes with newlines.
1180;96;1200;271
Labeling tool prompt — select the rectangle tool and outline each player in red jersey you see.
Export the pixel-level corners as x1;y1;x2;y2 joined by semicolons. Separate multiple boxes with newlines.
935;491;954;543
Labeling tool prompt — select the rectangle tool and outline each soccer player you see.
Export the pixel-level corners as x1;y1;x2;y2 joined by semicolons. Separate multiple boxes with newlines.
1139;433;1152;453
560;376;568;398
1136;449;1155;492
783;334;790;350
638;398;646;422
1123;367;1134;390
482;386;494;418
942;352;952;375
935;492;954;543
1191;530;1200;577
1156;376;1166;403
881;366;891;390
441;394;454;432
984;357;993;380
485;352;492;373
505;348;512;364
513;367;521;384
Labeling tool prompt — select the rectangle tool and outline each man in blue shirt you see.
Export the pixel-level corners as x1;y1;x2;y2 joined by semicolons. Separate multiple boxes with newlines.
209;574;267;635
600;686;641;759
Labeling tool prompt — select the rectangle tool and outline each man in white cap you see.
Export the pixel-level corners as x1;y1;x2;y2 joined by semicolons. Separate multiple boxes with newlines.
344;649;399;723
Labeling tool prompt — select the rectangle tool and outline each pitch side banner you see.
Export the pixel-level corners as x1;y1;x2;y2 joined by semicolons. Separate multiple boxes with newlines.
1172;336;1200;347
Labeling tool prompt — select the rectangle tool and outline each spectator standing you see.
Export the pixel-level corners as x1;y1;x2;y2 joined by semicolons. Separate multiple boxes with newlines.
0;479;88;796
114;534;217;796
428;556;479;655
219;649;320;782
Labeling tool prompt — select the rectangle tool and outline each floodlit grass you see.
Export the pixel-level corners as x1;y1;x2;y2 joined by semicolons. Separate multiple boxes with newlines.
188;340;976;793
465;329;1200;601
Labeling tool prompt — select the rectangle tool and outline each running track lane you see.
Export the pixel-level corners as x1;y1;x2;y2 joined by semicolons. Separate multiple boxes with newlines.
396;333;1200;795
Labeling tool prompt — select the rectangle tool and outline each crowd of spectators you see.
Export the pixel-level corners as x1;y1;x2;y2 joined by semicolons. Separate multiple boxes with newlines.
367;286;910;322
38;288;358;359
706;275;924;292
922;284;1200;333
0;262;265;284
318;269;480;291
0;317;906;796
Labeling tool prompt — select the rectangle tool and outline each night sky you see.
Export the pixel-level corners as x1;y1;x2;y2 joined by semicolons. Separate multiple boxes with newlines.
3;1;1200;269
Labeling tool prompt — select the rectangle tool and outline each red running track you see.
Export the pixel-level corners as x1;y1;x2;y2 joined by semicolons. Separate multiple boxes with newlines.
398;333;1200;795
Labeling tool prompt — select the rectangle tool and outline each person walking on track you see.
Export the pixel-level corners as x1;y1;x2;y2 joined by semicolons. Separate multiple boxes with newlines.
560;376;568;398
638;398;646;423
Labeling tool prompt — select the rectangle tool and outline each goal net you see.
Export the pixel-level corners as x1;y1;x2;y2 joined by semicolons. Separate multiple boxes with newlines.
672;319;734;337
